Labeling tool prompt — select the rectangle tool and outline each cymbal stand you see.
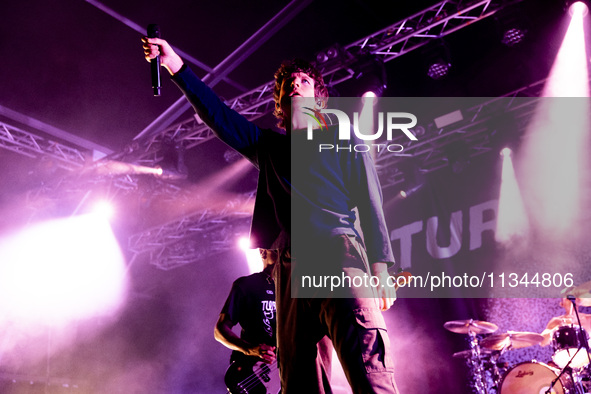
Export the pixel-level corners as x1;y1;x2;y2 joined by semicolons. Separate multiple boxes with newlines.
466;330;489;394
568;295;591;367
486;352;505;393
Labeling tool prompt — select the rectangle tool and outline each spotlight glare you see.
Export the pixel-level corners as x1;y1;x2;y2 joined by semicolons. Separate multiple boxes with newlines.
92;200;114;220
243;247;263;274
570;1;589;17
0;215;128;325
500;147;512;157
361;91;377;106
238;236;251;251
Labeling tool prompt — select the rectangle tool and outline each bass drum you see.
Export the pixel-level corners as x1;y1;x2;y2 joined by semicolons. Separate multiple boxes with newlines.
499;361;572;394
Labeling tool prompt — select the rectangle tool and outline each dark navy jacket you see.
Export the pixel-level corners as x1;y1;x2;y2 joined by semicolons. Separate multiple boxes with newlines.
171;65;394;266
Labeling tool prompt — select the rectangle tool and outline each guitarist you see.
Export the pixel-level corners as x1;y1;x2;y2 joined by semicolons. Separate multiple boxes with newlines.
215;249;279;392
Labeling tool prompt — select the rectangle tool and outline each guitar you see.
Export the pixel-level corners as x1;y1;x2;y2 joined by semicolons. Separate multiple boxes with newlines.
224;357;280;394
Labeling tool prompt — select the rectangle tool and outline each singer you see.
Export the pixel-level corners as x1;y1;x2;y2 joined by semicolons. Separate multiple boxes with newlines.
142;36;399;394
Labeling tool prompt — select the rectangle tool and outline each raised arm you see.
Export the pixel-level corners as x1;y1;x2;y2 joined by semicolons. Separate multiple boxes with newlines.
141;37;263;163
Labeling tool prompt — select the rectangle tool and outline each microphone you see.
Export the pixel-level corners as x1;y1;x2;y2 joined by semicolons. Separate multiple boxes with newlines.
567;294;577;303
147;24;161;96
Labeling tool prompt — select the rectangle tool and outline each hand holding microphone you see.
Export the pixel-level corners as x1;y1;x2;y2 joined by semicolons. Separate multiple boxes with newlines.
142;26;184;94
147;24;161;96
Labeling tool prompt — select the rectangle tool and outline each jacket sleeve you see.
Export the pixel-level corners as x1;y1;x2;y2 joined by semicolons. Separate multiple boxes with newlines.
171;65;262;166
349;139;395;267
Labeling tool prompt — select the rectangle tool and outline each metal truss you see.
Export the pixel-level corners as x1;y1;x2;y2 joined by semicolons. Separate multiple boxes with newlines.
127;0;523;162
348;0;512;63
376;80;546;188
1;0;522;170
127;190;256;270
0;121;88;171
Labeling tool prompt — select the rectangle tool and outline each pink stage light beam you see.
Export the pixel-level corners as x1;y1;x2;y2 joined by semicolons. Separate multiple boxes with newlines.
519;4;590;239
496;148;529;243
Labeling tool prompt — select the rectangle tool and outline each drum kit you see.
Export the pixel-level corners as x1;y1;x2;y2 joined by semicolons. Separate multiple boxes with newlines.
445;282;591;393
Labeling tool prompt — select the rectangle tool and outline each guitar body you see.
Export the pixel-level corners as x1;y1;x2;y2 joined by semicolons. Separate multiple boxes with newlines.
224;357;280;394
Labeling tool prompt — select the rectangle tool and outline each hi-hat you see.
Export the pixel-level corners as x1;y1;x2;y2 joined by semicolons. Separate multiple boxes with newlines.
480;331;544;350
444;319;499;335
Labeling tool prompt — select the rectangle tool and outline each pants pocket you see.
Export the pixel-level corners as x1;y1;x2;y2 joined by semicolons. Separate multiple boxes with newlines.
354;308;395;373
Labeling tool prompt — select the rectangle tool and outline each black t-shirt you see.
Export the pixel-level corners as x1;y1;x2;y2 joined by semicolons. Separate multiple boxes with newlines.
221;271;276;362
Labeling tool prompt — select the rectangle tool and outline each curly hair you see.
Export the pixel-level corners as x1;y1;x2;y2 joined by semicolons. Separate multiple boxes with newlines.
273;59;329;129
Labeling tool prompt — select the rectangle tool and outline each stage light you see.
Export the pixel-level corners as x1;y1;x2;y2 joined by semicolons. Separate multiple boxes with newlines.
402;184;424;198
500;147;512;157
352;56;387;97
427;62;451;80
501;28;526;46
569;1;589;17
314;44;345;69
316;52;329;64
422;39;452;80
357;88;378;145
495;4;529;47
543;0;589;97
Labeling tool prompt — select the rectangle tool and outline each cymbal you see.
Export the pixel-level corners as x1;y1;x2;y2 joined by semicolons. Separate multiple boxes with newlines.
480;331;544;350
561;281;591;306
444;319;499;335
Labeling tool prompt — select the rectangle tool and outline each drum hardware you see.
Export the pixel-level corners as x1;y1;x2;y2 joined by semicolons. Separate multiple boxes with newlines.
444;319;499;335
445;319;500;393
481;331;545;351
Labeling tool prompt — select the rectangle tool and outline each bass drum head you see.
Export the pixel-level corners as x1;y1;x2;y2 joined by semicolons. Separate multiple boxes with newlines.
499;361;565;394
